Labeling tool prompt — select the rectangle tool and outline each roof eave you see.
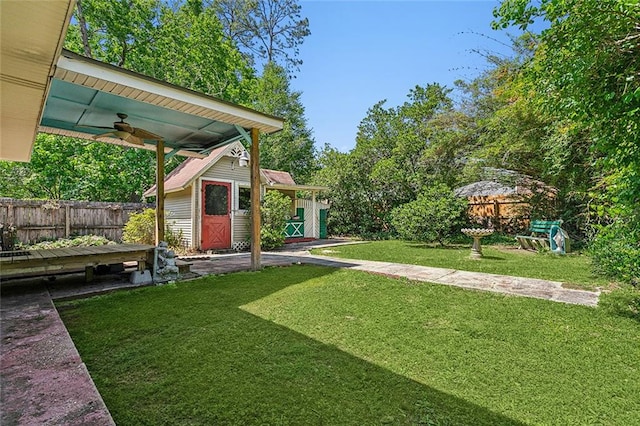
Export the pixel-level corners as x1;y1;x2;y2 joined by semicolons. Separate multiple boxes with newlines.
266;184;329;192
56;50;285;134
0;0;76;162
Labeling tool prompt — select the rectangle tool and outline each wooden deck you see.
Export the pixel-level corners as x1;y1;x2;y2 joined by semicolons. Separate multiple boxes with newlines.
0;244;155;282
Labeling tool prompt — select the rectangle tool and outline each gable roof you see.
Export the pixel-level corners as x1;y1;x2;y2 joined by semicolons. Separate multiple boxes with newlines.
144;141;243;196
144;141;328;197
454;178;558;198
261;169;296;186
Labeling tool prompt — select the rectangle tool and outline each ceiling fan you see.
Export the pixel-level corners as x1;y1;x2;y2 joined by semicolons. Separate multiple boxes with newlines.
87;113;162;146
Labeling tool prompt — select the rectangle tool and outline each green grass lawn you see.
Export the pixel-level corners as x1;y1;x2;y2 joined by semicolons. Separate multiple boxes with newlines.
311;240;613;290
59;266;639;425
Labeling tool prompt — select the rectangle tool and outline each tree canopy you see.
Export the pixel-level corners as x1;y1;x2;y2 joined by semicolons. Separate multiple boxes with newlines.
311;0;638;282
1;0;315;201
1;0;636;282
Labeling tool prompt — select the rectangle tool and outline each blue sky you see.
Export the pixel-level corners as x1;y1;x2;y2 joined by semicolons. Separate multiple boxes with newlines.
293;1;517;152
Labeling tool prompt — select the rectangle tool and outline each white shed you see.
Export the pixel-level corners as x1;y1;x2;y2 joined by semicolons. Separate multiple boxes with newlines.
144;141;328;250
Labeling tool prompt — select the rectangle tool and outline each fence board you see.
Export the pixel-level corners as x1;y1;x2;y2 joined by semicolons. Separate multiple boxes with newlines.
0;198;152;245
465;196;531;233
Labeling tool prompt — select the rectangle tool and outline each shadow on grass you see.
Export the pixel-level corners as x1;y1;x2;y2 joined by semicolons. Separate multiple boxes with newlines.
477;255;506;261
58;265;524;426
405;243;467;250
402;243;507;261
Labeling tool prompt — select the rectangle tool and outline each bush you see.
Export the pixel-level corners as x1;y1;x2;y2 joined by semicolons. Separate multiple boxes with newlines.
24;234;115;250
122;209;183;249
391;184;468;246
260;191;291;250
589;218;640;285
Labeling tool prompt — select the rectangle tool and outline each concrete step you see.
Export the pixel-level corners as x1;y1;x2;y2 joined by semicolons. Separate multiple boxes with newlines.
175;259;192;274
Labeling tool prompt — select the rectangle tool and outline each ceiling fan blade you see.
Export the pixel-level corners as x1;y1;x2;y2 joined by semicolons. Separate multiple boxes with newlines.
92;131;118;140
131;127;163;141
114;122;135;133
93;131;144;146
77;125;115;130
123;134;145;146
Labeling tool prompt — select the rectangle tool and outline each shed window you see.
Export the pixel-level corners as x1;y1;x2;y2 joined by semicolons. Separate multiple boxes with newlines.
238;187;251;210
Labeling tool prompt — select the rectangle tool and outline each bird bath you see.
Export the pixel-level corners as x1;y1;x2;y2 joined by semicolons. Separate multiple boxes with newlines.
461;228;494;259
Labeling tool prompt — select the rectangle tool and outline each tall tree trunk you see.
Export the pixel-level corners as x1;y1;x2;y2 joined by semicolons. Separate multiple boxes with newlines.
76;0;93;58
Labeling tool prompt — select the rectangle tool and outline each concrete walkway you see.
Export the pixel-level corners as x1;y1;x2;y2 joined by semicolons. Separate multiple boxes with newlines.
286;253;600;306
187;243;600;307
1;239;600;425
1;284;115;426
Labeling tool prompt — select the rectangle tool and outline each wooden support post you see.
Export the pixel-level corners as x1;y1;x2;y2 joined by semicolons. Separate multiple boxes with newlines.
156;139;165;245
250;128;261;270
84;265;94;283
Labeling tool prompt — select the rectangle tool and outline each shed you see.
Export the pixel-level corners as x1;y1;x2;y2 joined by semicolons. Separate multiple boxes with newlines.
455;174;558;231
144;140;329;250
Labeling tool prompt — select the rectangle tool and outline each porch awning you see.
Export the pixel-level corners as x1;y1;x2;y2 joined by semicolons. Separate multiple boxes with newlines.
1;0;283;163
1;0;283;269
39;50;283;159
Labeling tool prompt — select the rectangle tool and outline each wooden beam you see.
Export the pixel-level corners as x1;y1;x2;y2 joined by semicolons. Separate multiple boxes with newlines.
250;128;261;270
156;139;165;245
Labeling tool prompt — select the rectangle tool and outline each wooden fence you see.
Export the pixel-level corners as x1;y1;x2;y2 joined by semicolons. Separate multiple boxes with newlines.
0;198;152;245
466;196;531;233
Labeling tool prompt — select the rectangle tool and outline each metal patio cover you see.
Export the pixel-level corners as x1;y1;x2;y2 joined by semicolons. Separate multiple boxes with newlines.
0;1;283;162
1;0;283;270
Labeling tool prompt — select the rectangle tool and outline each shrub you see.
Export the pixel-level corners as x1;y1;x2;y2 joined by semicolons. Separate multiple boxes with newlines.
391;184;468;246
24;235;115;250
123;209;156;245
260;190;291;250
122;209;183;249
589;218;640;285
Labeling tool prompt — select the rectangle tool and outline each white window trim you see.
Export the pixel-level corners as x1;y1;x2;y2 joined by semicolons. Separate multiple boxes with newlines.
234;180;251;213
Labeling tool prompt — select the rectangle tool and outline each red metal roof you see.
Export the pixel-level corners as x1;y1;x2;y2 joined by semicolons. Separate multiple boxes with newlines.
144;144;230;196
143;142;301;197
261;169;296;186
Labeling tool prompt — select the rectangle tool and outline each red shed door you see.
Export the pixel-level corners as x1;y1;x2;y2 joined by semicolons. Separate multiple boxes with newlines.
201;181;231;250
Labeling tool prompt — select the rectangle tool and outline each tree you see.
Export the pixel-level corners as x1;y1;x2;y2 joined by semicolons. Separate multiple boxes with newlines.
454;34;604;238
493;0;639;172
253;62;317;183
214;0;310;75
0;161;32;199
146;2;257;103
0;134;181;202
65;0;257;103
65;0;160;67
391;184;468;246
312;144;380;236
259;190;291;250
493;0;640;282
312;84;469;237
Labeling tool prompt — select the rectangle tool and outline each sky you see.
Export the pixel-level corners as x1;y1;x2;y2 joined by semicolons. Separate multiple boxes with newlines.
292;0;518;152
